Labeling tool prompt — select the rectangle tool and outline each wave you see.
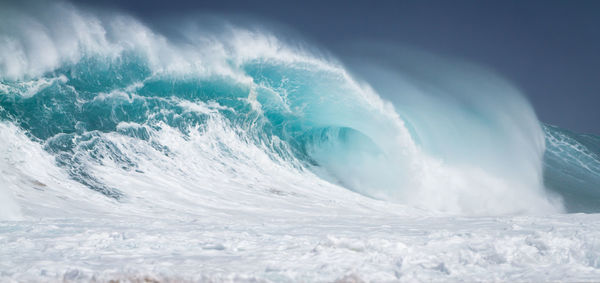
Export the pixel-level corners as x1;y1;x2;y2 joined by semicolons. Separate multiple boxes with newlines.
0;1;597;218
544;125;600;212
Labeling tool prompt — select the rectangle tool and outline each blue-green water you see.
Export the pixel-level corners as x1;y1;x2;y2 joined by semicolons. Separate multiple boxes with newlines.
0;3;598;214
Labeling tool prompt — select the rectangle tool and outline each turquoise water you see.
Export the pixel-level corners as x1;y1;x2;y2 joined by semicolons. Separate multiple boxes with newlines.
1;52;598;212
0;2;598;214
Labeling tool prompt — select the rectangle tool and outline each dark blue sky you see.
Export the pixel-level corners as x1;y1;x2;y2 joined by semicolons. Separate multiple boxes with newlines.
74;0;599;134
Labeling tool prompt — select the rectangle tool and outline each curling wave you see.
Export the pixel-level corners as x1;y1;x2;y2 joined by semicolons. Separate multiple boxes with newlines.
1;1;597;218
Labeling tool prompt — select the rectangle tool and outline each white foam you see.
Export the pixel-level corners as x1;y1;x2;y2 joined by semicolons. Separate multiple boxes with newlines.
0;122;122;219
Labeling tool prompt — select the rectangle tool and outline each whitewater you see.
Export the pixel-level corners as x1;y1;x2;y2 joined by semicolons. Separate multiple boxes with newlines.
1;1;599;281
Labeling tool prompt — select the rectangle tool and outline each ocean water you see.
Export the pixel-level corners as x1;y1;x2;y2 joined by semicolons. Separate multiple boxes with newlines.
1;1;599;281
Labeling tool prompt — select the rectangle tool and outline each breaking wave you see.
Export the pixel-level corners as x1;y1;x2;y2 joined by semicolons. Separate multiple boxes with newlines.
1;1;597;219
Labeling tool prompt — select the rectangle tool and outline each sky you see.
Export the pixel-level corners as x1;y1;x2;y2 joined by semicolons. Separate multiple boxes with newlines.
72;0;600;134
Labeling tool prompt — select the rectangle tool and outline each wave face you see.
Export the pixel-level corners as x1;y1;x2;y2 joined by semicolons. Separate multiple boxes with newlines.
0;1;597;218
543;125;600;212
